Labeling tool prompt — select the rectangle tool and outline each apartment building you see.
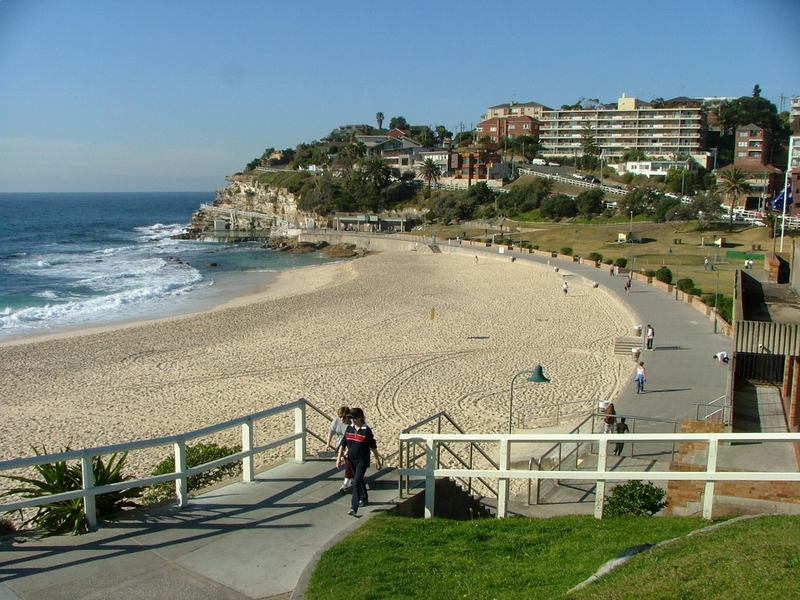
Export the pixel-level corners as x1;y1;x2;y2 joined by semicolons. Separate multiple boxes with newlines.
475;115;541;142
537;94;708;164
715;124;782;211
482;100;551;121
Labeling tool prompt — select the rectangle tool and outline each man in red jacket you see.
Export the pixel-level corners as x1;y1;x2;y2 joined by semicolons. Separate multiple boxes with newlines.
336;407;382;517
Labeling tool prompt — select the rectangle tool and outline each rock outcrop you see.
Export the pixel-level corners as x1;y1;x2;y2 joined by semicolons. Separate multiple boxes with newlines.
182;173;321;239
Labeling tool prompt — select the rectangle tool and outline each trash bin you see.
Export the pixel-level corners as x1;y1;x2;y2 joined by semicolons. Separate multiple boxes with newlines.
632;347;642;361
633;325;643;337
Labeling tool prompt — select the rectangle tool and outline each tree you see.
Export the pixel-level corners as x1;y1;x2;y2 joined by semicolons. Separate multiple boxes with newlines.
716;167;752;231
376;112;384;130
499;178;552;214
361;155;391;190
417;158;442;188
389;116;409;130
753;84;761;98
540;194;578;220
412;126;435;147
575;187;604;216
435;125;452;143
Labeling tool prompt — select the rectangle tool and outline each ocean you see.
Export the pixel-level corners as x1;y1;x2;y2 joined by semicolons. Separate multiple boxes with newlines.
0;192;338;343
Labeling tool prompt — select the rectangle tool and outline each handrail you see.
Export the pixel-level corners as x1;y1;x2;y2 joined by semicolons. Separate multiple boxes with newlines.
526;412;680;505
399;431;800;520
397;411;498;500
0;398;331;530
695;400;732;424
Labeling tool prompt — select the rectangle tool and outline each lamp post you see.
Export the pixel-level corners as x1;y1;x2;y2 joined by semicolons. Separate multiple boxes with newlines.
508;366;550;433
714;268;720;334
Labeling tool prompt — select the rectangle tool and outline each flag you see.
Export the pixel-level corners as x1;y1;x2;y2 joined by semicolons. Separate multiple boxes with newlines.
772;183;794;212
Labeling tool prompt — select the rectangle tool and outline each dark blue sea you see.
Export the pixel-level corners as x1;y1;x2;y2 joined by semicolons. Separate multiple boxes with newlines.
0;192;337;342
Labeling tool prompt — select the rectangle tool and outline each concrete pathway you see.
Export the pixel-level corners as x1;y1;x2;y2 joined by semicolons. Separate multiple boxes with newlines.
0;460;398;600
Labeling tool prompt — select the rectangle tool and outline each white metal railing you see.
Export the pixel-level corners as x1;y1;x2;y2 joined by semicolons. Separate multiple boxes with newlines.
517;169;627;196
0;399;324;529
398;431;800;521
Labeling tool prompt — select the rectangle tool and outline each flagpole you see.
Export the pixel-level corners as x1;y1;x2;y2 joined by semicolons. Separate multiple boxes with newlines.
780;153;792;253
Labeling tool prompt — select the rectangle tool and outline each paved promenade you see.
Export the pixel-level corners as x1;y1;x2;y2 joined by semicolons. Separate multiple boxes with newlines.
0;243;762;600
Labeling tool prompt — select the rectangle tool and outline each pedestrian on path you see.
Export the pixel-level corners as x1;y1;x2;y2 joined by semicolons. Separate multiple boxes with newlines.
624;278;631;293
613;418;629;456
603;402;617;434
562;281;568;295
714;351;729;365
336;407;382;517
635;361;646;393
325;406;353;493
645;324;655;351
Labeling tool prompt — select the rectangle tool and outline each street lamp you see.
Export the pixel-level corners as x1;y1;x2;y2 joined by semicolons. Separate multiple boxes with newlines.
508;366;550;433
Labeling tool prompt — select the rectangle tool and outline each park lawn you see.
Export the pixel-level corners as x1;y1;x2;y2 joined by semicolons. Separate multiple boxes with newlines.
423;220;792;301
304;514;800;600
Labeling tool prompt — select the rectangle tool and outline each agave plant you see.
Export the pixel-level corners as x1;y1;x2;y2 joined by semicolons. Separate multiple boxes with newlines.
1;446;141;536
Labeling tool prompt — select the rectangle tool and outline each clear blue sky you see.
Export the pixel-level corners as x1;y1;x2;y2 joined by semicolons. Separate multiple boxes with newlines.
1;0;798;192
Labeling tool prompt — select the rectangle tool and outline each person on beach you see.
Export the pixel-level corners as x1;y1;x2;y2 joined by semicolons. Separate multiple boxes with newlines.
562;281;568;295
603;402;616;434
336;407;382;517
325;406;353;493
645;324;655;351
635;361;646;393
613;418;629;456
475;255;478;265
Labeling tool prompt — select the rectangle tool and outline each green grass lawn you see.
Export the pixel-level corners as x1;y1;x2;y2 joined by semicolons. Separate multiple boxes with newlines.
421;218;795;301
304;514;800;600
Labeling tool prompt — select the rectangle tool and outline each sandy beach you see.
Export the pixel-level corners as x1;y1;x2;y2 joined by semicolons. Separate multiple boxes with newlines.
0;250;634;478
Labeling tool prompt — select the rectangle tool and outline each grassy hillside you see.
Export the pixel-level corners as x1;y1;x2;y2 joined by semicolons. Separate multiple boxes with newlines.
304;513;800;600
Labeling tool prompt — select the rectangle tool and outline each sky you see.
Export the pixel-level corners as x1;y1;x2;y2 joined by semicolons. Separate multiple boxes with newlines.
1;0;799;193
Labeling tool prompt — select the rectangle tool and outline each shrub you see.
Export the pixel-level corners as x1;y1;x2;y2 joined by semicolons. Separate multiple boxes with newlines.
587;252;603;262
0;447;140;536
676;278;695;293
703;293;733;324
0;517;15;535
143;442;242;505
604;480;667;517
614;257;627;268
642;269;656;277
532;245;539;250
560;247;573;256
604;259;614;265
655;267;673;284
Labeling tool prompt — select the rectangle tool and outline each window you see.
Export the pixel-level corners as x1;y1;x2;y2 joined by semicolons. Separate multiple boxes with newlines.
738;151;746;157
523;124;529;129
738;141;748;147
490;127;496;132
508;125;516;130
739;131;749;137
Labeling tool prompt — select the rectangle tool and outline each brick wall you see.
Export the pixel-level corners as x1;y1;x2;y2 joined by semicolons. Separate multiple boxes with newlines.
666;419;800;516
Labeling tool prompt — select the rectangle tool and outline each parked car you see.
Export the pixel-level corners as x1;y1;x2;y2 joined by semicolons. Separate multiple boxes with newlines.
572;172;584;179
547;161;560;167
582;175;600;183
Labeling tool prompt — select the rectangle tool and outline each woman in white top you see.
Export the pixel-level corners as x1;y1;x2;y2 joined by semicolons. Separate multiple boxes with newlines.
635;361;646;393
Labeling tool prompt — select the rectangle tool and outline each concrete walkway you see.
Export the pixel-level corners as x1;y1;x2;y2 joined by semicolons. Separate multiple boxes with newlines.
0;460;398;600
1;244;787;599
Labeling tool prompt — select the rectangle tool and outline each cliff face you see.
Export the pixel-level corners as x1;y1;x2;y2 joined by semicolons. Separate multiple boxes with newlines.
187;174;312;235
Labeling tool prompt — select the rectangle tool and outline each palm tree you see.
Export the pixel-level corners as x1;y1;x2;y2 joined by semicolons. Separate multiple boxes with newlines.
716;167;751;232
362;155;391;189
376;112;384;130
417;158;441;188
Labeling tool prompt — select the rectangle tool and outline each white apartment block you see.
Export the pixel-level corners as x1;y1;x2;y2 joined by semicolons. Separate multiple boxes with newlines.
538;94;707;163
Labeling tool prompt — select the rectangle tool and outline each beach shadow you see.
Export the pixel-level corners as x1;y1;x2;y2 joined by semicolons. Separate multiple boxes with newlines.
642;388;691;394
652;346;685;351
467;336;490;339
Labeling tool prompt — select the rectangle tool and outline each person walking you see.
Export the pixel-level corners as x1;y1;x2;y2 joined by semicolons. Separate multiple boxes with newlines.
325;406;353;493
635;361;646;393
613;418;630;456
603;402;617;434
645;324;655;351
336;407;382;517
624;278;631;293
562;281;568;295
